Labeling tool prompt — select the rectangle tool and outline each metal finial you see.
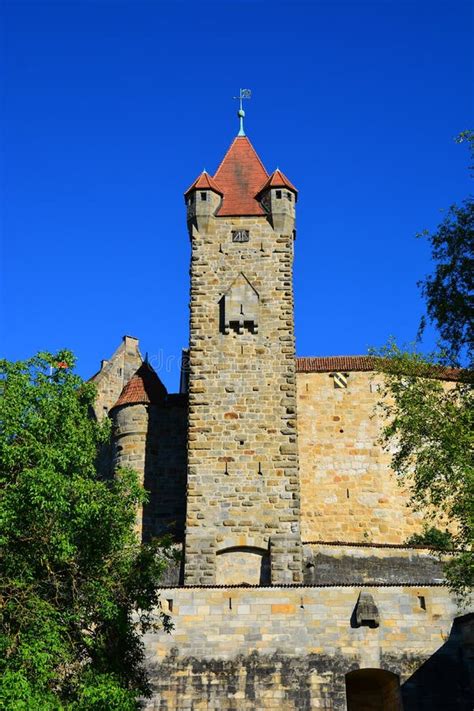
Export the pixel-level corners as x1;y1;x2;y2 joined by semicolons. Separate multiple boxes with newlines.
233;88;251;136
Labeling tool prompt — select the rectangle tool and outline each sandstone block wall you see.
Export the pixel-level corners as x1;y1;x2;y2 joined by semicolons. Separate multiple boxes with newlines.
90;335;142;419
297;371;425;544
142;586;473;710
186;214;301;585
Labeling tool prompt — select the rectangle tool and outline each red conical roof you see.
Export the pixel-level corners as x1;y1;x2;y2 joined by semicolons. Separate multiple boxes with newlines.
112;362;167;409
213;136;268;216
257;168;298;198
184;171;223;197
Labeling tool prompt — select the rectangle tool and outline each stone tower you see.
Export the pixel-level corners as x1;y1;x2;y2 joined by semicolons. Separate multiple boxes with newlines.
110;361;167;539
183;129;303;585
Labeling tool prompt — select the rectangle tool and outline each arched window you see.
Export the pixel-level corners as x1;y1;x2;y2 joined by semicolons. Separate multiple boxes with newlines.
345;669;403;711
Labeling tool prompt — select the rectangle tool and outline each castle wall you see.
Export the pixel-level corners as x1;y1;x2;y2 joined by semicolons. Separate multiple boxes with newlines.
142;586;472;710
297;371;424;544
302;543;445;585
186;215;301;584
91;335;142;418
143;395;188;542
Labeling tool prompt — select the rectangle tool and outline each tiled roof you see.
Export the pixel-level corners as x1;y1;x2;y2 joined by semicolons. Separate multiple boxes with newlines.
184;171;223;196
112;362;167;409
296;356;462;381
296;356;376;373
213;136;268;216
258;168;298;197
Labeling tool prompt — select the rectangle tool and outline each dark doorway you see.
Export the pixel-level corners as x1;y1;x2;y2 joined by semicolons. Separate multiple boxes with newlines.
346;668;403;711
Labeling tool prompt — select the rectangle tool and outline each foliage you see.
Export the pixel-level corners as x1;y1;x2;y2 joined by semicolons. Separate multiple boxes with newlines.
375;342;473;596
406;526;453;551
0;352;174;709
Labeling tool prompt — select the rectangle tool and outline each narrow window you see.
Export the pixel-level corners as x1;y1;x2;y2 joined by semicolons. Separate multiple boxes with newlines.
418;595;426;610
276;190;282;199
286;192;292;201
200;191;207;201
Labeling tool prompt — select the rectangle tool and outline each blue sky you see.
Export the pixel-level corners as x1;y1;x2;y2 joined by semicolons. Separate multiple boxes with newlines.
1;0;472;390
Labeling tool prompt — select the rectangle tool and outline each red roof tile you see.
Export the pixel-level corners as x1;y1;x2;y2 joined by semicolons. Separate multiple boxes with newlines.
112;362;167;409
258;169;298;197
184;171;223;197
296;356;376;373
296;356;462;381
213;136;268;216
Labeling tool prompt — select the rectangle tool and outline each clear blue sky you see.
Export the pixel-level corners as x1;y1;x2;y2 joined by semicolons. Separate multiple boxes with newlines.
1;0;472;391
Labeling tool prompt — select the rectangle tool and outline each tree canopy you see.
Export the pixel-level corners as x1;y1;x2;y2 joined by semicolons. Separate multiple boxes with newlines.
0;352;173;710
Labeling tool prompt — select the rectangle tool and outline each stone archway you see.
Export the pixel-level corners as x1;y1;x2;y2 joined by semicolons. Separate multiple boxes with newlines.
345;668;403;711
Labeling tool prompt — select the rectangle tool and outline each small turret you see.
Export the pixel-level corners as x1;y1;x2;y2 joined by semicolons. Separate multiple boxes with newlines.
110;361;167;539
184;171;222;235
257;169;297;235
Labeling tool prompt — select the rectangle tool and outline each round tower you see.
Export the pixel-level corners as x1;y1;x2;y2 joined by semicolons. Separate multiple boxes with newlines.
110;361;167;539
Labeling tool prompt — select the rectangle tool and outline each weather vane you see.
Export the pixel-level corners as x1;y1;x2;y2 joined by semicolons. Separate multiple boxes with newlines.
233;89;252;136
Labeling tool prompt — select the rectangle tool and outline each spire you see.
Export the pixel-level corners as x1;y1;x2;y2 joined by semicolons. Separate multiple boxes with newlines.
233;88;251;137
213;136;268;216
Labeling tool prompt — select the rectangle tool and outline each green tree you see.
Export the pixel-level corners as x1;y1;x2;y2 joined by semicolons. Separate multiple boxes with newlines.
376;343;473;596
0;351;173;710
375;133;473;597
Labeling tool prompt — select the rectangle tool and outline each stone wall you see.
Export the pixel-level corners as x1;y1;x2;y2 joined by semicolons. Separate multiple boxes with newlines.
302;543;445;586
143;395;188;543
142;586;473;710
297;370;425;544
186;212;302;585
90;335;142;419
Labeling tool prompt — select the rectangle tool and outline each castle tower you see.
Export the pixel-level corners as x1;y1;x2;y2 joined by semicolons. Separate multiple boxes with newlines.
183;116;303;585
110;361;167;539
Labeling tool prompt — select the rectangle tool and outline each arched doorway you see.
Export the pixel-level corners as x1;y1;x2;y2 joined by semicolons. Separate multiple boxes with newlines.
345;669;403;711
